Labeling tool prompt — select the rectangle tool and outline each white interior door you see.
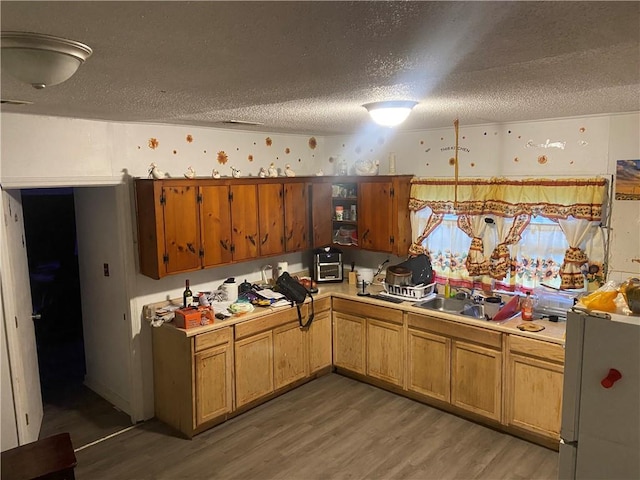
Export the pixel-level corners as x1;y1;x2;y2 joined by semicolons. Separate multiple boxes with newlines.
1;189;43;443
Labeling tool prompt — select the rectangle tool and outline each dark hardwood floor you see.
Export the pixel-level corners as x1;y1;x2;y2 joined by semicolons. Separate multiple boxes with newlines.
74;374;559;479
39;381;133;450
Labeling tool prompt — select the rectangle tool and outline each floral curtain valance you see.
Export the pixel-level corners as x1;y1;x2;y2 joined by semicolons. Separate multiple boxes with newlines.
409;177;607;221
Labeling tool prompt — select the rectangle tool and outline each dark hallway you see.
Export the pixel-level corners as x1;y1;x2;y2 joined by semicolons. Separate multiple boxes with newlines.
21;188;132;447
22;188;86;398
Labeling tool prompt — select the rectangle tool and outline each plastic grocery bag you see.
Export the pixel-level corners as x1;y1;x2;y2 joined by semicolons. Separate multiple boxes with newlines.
580;280;619;313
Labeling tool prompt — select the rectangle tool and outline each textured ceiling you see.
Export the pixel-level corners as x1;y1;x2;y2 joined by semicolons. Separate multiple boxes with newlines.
1;1;639;135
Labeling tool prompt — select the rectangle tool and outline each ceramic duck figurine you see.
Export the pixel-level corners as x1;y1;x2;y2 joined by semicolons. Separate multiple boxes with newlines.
258;167;267;178
284;164;296;177
184;166;196;179
231;166;241;178
211;169;221;179
148;162;165;179
267;162;278;177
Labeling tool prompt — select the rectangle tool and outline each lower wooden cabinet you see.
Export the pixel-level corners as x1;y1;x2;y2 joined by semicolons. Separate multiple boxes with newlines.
235;330;274;408
332;311;366;374
366;318;404;386
505;335;564;440
406;312;502;421
150;294;564;447
274;321;308;390
195;342;234;425
152;325;233;437
332;298;404;386
307;305;332;374
451;340;502;421
234;298;331;409
407;328;451;402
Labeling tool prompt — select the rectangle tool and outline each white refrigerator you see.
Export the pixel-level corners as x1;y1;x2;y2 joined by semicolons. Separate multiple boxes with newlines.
559;309;640;479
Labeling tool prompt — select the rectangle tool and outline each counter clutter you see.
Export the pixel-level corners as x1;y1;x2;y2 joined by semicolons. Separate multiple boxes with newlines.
145;281;566;344
145;280;567;449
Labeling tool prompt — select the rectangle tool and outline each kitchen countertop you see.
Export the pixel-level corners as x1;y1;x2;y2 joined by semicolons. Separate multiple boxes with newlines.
145;282;567;345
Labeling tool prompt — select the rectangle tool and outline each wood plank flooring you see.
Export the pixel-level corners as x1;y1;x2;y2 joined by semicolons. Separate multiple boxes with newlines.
39;382;133;450
75;374;559;479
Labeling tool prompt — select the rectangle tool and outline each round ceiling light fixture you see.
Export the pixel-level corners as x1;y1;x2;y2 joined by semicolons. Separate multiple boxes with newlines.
363;100;418;127
1;31;93;89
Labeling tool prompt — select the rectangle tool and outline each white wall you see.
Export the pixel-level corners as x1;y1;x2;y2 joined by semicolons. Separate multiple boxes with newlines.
1;111;638;426
74;186;132;415
323;115;613;177
606;114;640;281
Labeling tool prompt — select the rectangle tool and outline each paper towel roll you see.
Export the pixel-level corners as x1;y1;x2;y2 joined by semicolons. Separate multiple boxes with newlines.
276;262;289;277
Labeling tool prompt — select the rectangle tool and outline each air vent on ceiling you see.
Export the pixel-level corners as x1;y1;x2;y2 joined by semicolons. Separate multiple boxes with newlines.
218;120;264;126
1;99;33;106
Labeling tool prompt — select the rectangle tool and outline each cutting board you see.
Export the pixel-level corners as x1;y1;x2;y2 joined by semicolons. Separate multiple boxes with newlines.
492;295;520;321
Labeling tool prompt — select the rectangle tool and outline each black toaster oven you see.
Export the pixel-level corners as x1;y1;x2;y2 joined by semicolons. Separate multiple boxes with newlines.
312;247;343;283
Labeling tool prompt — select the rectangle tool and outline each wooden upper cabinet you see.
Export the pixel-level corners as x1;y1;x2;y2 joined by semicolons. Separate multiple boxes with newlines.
284;182;310;252
358;181;394;252
230;184;260;261
311;182;333;248
257;183;285;256
162;182;201;275
200;184;233;268
134;175;413;279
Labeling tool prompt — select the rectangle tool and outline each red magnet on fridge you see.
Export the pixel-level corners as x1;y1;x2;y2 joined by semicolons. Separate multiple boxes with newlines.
601;368;622;388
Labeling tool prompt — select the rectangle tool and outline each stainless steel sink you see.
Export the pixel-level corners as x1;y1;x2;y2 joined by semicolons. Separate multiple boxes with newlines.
415;296;486;319
459;304;485;319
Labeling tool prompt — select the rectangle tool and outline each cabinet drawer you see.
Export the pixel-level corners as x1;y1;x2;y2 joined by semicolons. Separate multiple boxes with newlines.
407;312;501;349
509;335;565;363
333;298;402;324
194;327;232;352
235;305;307;340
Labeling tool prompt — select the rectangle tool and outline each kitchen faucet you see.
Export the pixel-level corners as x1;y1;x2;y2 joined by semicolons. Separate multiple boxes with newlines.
455;287;480;303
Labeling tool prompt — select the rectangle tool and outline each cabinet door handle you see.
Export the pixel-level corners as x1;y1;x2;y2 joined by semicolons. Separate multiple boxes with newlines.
247;235;256;246
261;233;269;245
362;229;370;241
187;243;196;254
220;239;229;251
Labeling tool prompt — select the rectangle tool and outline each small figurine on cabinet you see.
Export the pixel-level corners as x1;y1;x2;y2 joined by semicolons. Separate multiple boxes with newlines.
315;169;324;176
267;162;278;177
184;166;196;179
211;169;221;179
231;166;241;178
148;162;166;179
284;164;296;177
258;167;267;178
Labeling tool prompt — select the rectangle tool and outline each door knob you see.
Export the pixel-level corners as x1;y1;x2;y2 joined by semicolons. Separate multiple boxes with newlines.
31;313;41;321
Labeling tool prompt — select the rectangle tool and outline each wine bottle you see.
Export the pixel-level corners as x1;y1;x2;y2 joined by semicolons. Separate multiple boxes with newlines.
183;279;193;308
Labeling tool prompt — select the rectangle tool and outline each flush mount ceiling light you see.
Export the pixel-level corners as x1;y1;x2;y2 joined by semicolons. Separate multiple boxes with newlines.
1;32;92;89
363;100;418;127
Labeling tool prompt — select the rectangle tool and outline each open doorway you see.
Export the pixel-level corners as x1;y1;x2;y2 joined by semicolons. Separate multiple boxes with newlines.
22;188;86;397
20;187;133;447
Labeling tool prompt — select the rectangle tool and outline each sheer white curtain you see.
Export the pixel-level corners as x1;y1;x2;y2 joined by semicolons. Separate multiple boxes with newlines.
409;208;444;257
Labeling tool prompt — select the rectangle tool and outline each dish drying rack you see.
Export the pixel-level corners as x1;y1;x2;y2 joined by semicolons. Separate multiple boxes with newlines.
381;282;437;302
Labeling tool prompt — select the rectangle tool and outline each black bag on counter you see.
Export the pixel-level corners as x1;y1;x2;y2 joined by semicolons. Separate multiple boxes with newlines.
276;272;314;329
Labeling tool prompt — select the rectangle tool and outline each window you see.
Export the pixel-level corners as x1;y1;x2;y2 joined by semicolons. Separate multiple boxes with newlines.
409;177;608;292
